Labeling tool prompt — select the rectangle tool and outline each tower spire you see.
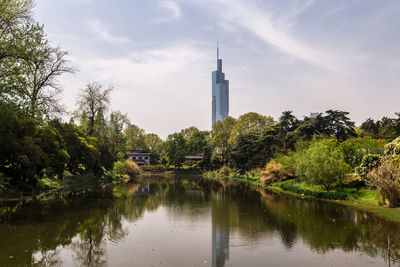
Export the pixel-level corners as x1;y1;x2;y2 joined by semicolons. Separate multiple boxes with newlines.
217;41;219;60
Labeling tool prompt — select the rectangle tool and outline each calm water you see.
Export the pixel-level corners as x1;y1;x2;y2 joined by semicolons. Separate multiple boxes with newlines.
1;177;400;267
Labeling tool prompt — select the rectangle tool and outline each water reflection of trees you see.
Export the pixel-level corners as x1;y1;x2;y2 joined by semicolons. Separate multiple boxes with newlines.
1;178;400;266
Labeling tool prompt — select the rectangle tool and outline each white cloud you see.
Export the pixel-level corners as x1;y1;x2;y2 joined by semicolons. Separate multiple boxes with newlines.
155;0;182;22
207;0;348;73
88;18;132;45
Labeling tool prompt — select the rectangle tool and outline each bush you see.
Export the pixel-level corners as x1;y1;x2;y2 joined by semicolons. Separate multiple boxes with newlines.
367;158;400;208
384;136;400;160
260;160;294;185
219;166;229;179
356;154;381;180
113;158;140;179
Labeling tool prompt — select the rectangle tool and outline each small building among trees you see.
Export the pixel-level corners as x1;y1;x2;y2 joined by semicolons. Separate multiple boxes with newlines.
126;150;151;165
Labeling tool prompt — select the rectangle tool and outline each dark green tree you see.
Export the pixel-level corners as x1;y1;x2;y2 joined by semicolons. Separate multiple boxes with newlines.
164;132;187;168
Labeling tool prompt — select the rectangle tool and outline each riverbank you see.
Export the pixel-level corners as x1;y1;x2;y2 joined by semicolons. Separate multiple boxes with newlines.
269;185;400;223
204;171;400;223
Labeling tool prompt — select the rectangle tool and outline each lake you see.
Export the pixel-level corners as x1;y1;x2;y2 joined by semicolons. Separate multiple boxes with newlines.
0;177;399;266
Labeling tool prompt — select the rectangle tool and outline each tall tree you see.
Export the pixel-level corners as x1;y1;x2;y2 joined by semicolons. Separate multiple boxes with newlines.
229;112;275;144
0;0;34;61
109;110;130;156
1;2;74;117
20;24;74;116
164;132;186;168
124;124;148;151
360;118;379;138
144;133;164;154
210;116;236;164
75;82;112;136
323;110;356;141
180;126;199;140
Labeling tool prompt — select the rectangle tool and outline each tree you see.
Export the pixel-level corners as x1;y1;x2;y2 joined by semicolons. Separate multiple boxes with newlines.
323;110;357;141
20;24;74;117
277;111;299;134
180;126;199;140
108;111;130;157
229;131;260;171
0;0;34;61
124;124;148;151
75;82;112;136
37;124;70;179
229;112;275;144
210;117;236;164
295;140;351;191
360;118;379;138
1;3;74;117
187;130;209;156
375;114;400;141
144;133;164;154
144;133;164;164
164;132;186;168
339;137;385;168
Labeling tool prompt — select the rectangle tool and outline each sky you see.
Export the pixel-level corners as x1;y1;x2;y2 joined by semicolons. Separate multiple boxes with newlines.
34;0;400;139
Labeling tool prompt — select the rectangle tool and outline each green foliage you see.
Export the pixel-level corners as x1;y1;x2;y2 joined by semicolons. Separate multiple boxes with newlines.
108;110;130;157
164;132;187;168
339;137;385;168
260;160;294;185
294;140;351;191
384;136;400;158
75;82;112;136
124;124;148;151
229;112;275;145
112;158;140;179
210;116;236;164
360;114;400;141
357;154;381;180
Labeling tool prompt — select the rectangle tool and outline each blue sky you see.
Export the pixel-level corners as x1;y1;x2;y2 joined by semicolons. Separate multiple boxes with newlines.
35;0;400;138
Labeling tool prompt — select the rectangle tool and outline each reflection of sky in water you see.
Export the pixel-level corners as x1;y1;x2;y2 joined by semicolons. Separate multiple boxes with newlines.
1;178;399;267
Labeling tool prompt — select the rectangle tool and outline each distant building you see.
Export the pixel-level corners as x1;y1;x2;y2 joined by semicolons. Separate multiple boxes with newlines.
310;112;320;118
126;150;151;165
212;44;229;126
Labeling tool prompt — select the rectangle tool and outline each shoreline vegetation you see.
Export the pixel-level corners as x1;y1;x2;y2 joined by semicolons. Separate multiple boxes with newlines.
204;170;400;223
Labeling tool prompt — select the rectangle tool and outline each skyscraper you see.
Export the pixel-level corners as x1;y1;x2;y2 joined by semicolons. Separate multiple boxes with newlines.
212;44;229;126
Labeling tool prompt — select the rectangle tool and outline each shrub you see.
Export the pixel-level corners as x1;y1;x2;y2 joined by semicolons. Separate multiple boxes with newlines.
260;160;294;185
113;158;140;179
356;154;381;180
367;158;400;208
219;166;229;179
384;136;400;161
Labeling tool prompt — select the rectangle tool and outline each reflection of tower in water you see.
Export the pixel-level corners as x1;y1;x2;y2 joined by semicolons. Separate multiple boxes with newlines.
211;192;230;267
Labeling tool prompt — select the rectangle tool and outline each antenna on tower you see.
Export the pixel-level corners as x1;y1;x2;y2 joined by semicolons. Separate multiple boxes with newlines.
217;41;219;60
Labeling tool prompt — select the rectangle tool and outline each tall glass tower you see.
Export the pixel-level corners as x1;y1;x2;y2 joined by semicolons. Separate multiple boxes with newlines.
212;45;229;126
